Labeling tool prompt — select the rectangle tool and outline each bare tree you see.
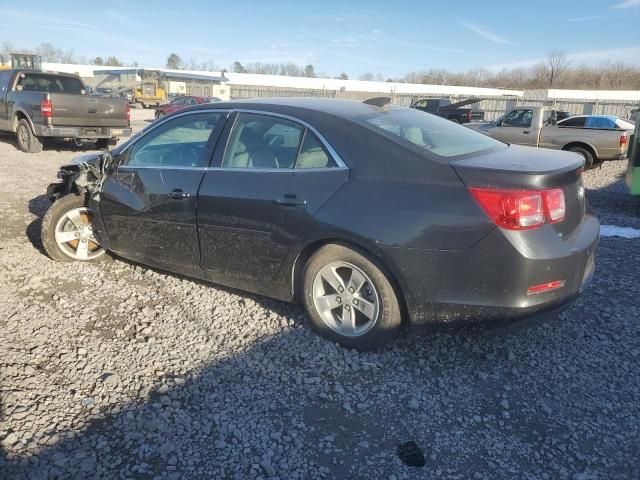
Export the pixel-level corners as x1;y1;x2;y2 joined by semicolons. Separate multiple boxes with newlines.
1;41;14;64
545;49;570;88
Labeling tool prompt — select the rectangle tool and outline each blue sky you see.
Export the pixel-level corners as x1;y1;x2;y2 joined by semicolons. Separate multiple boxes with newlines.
0;0;639;77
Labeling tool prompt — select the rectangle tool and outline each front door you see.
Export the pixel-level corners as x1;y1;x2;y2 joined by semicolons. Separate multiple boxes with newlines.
0;70;13;130
100;110;227;270
489;108;536;146
197;112;348;295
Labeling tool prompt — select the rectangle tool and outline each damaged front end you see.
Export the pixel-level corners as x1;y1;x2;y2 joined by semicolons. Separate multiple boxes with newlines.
46;152;112;202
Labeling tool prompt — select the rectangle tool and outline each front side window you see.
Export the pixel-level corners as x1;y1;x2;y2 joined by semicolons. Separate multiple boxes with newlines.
0;71;11;92
501;109;533;128
127;112;223;167
222;113;303;169
359;107;505;160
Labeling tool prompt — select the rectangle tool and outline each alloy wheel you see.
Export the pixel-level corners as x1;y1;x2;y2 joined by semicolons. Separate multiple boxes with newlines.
312;261;380;337
54;207;105;261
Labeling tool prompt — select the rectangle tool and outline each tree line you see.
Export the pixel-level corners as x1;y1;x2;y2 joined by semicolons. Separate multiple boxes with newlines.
2;42;639;91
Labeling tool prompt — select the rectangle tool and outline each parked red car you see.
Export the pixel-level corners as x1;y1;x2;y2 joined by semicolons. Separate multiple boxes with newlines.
155;96;221;119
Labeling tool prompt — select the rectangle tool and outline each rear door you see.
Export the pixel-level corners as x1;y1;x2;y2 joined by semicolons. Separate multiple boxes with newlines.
197;111;348;292
100;110;227;269
489;108;537;146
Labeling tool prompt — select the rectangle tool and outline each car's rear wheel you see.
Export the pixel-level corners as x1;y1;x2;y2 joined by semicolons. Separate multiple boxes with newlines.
156;111;165;120
41;194;107;262
568;146;594;170
302;243;402;351
16;119;43;153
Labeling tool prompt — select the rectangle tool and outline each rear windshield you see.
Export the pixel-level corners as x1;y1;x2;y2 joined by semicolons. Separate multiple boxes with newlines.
357;107;505;161
17;73;85;94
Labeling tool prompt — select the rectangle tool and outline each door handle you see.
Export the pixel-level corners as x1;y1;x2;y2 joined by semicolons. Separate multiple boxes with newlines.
523;130;530;134
169;189;190;200
274;194;307;206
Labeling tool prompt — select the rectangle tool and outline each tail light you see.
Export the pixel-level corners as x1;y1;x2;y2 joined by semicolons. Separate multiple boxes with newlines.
126;102;131;122
41;99;53;117
467;110;472;122
469;187;565;230
620;133;628;147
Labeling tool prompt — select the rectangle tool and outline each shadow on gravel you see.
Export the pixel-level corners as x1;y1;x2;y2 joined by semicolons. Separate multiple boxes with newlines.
0;134;101;154
26;195;51;256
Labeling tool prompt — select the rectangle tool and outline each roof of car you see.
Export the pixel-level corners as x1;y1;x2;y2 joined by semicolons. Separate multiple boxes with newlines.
185;97;396;120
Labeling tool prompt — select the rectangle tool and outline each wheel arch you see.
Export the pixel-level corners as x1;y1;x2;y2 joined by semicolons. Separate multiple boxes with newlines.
562;141;598;161
291;236;410;319
12;109;37;133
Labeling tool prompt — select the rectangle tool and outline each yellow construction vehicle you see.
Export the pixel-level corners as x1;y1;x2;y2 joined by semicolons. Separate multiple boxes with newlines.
134;78;167;109
1;52;42;70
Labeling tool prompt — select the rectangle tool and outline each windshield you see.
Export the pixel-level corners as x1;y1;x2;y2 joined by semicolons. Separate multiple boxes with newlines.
357;107;505;161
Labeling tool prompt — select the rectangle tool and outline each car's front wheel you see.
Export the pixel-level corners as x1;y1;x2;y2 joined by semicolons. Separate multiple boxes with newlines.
302;243;403;351
41;194;107;262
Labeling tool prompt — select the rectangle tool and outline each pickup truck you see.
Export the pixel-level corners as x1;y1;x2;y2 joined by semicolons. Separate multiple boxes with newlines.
411;98;485;124
0;69;131;153
472;106;633;168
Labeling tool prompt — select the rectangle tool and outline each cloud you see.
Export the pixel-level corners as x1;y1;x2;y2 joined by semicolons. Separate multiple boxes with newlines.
388;40;479;56
459;20;515;45
487;46;640;70
614;0;640;8
0;8;96;29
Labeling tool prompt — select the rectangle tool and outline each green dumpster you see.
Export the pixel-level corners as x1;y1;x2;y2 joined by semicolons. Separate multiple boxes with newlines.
626;119;640;196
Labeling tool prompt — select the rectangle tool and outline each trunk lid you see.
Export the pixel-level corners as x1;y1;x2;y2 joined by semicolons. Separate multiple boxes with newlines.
49;93;129;128
452;145;586;236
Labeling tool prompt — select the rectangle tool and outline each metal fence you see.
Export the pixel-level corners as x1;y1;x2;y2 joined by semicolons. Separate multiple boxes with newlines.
228;85;640;121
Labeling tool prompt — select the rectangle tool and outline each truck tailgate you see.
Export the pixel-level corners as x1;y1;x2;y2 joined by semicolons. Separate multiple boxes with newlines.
50;94;129;128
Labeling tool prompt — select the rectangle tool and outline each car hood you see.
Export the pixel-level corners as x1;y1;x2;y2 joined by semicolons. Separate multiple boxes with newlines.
64;153;103;169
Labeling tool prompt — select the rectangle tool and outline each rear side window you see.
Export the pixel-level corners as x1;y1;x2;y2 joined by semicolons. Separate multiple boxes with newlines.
17;73;85;94
558;117;587;127
222;113;303;169
296;131;335;169
358;107;505;160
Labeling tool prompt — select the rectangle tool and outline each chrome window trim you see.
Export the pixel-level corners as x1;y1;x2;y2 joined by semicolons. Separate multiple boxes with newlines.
116;107;349;172
222;109;349;170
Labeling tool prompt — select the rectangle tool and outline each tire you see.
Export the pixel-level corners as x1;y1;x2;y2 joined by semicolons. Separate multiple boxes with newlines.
94;138;110;150
568;146;594;170
16;119;43;153
156;111;165;120
302;243;403;351
41;194;107;263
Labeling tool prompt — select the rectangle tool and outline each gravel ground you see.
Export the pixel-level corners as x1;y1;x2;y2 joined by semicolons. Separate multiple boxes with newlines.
1;115;639;479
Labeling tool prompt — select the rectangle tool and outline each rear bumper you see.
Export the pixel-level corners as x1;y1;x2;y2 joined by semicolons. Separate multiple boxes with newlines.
35;125;132;139
386;213;599;325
